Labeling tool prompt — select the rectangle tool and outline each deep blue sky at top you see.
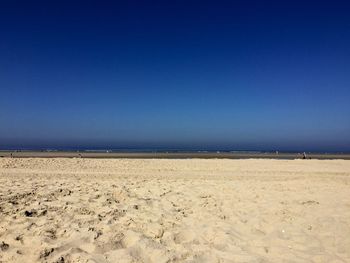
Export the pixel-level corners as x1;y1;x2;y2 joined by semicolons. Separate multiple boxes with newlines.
0;1;350;151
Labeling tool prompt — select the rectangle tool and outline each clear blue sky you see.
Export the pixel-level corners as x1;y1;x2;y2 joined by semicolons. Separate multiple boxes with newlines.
1;1;350;151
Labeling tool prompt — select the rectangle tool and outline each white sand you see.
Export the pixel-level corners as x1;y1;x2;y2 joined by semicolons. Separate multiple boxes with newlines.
0;158;350;262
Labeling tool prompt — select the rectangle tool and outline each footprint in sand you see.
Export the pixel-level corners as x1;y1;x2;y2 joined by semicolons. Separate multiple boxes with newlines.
0;241;10;251
174;229;197;244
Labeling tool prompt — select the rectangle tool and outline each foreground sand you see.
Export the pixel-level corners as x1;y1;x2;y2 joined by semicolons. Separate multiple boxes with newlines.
0;158;350;262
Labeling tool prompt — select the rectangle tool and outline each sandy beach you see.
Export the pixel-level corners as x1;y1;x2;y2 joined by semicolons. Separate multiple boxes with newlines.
0;158;349;262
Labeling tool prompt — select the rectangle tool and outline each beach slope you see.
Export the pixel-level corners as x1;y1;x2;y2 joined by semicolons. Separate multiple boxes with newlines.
1;158;350;262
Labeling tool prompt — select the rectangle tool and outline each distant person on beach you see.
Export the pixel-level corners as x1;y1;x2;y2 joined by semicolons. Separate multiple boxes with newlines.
302;152;307;159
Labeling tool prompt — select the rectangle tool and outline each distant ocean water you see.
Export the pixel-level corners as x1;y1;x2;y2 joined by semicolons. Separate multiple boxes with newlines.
0;146;349;154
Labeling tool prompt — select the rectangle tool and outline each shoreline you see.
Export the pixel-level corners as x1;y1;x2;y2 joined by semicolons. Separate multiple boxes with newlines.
1;151;350;159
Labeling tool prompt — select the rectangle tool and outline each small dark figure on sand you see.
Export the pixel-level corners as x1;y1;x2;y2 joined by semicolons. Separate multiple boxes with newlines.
302;152;307;159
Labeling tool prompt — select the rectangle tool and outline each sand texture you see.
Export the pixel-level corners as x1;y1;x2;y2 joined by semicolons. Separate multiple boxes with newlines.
0;158;350;263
